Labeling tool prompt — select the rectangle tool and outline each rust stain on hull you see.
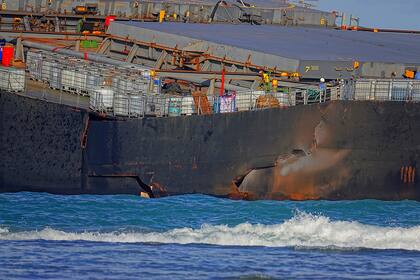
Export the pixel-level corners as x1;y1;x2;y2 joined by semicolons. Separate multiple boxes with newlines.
237;148;350;200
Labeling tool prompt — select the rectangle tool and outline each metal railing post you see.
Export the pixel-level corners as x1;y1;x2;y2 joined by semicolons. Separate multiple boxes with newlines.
198;95;202;115
388;80;393;101
143;95;146;118
249;91;253;110
407;81;412;102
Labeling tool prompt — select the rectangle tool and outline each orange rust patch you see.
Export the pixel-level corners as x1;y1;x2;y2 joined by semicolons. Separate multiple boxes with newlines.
227;181;255;201
150;182;167;197
192;157;198;170
270;148;350;200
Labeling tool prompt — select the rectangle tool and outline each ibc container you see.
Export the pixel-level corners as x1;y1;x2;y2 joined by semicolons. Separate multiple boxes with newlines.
236;91;254;111
129;95;146;117
168;97;182;117
111;76;123;94
86;67;105;92
145;95;167;116
90;88;114;111
41;59;54;82
136;80;149;93
61;66;88;94
0;66;25;92
112;75;138;95
290;91;297;105
100;88;114;108
10;68;25;92
49;62;62;89
89;91;101;109
181;96;195;115
219;94;236;113
113;94;130;116
130;76;143;94
275;92;290;107
0;67;9;89
111;76;120;94
75;68;89;94
61;67;75;90
236;91;264;111
26;50;43;80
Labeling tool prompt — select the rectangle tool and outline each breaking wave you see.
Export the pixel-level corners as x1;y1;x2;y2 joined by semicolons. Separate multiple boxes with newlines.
1;213;419;251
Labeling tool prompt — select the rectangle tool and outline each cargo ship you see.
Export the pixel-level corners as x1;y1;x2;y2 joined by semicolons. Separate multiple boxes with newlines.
1;1;420;201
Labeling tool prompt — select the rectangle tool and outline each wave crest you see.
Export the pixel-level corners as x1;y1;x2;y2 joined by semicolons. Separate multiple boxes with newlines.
1;213;419;251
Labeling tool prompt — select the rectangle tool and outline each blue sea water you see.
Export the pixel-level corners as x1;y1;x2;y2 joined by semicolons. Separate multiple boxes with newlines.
0;193;419;279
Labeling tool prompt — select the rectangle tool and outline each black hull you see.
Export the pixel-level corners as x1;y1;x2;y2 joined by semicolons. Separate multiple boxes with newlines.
1;90;420;200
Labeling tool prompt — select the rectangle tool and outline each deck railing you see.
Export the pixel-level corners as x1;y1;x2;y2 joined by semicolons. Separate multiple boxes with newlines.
341;79;420;102
89;87;336;118
75;79;420;118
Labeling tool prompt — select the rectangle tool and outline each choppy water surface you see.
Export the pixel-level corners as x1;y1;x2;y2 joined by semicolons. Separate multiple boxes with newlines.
0;193;419;279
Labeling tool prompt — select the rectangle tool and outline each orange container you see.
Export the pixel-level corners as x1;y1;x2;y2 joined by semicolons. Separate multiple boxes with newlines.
405;70;415;79
2;45;14;67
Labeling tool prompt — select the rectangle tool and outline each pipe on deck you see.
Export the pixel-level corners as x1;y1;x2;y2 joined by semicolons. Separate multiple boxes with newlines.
22;40;250;91
22;40;131;67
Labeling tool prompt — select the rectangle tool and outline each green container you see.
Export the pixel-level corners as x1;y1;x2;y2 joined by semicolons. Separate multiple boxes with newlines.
81;40;99;49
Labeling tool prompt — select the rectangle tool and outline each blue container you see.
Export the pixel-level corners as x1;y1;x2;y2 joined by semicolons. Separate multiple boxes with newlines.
216;94;237;113
168;98;181;116
213;96;220;113
0;47;2;62
415;72;420;80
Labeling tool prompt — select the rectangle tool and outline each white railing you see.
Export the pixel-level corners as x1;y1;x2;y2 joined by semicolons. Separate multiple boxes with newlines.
342;79;420;102
88;88;328;118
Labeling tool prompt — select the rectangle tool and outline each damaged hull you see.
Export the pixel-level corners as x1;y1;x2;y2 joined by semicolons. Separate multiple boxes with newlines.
1;90;420;200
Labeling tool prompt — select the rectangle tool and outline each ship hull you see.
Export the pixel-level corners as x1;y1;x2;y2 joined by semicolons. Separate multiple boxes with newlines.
1;90;420;200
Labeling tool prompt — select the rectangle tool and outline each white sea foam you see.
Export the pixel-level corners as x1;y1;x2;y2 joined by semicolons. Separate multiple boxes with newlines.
1;213;419;251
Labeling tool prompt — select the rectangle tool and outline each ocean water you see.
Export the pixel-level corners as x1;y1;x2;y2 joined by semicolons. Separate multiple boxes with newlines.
0;193;419;279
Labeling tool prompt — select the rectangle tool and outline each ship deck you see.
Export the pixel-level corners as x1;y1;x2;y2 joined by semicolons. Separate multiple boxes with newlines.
107;21;420;80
